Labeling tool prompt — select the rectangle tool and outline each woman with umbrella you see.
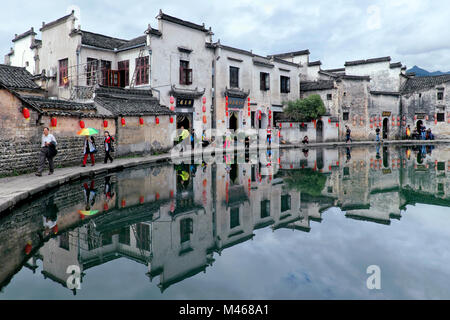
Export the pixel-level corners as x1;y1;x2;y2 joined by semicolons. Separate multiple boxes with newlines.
78;128;98;167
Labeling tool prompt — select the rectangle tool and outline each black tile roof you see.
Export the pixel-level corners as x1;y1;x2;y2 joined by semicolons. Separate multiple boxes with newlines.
94;86;174;116
401;74;450;94
308;61;322;67
345;56;391;67
157;10;210;32
40;11;74;31
169;85;205;99
390;62;402;69
253;56;274;68
300;80;335;91
0;64;41;90
80;30;129;50
20;95;96;112
117;35;146;51
30;39;42;49
370;91;400;97
324;68;345;73
12;28;36;42
270;49;310;58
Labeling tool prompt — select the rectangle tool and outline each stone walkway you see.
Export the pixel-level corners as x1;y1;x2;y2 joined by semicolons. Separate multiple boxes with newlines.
1;139;448;214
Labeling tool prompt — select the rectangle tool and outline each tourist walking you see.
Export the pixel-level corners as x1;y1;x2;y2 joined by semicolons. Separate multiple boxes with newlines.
82;135;97;167
345;125;352;143
406;125;411;140
103;131;114;164
178;126;190;152
302;136;309;144
375;127;381;142
36;127;57;176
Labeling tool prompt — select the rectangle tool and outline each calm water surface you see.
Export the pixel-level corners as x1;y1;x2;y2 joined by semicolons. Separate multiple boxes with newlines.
0;144;449;299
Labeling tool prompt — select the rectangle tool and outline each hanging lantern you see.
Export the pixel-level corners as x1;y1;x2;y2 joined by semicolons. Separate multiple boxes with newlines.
203;115;207;124
258;110;261;120
226;111;229;117
121;117;126;127
378;116;382;121
155;117;159;124
139;117;144;126
202;96;206;104
370;124;373;129
248;112;251;117
379;122;382;127
24;241;32;255
22;107;30;120
425;115;429;121
328;118;331;123
170;105;175;111
397;121;400;126
290;123;293;127
121;199;126;207
414;115;417;120
170;116;174;124
51;117;57;127
103;119;108;128
103;203;109;211
279;123;282;128
336;122;339;127
202;105;206;113
170;96;175;104
155;192;160;200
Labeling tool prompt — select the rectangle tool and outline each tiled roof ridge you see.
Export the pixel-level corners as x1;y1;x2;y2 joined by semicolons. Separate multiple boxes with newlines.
345;56;391;66
157;10;210;32
12;27;36;42
40;11;74;31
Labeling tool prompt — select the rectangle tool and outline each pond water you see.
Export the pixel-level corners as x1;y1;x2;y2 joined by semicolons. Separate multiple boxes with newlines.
0;144;449;299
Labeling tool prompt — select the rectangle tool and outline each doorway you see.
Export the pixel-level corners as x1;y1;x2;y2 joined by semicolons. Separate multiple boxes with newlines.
229;112;238;131
382;118;389;139
177;115;191;130
416;120;423;133
316;120;323;142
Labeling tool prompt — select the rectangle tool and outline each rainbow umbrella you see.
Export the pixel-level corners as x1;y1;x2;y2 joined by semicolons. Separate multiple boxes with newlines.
77;128;99;136
78;210;99;219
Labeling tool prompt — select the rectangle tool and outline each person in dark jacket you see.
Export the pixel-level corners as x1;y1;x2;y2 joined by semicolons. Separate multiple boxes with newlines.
82;136;96;167
103;131;114;164
36;127;57;176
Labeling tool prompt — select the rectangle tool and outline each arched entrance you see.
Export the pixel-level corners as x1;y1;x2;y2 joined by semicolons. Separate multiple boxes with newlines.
382;118;389;139
177;115;190;130
316;120;323;142
416;120;423;133
229;112;238;131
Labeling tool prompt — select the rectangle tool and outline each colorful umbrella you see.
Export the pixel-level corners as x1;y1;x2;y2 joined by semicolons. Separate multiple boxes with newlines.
77;128;99;136
78;210;99;219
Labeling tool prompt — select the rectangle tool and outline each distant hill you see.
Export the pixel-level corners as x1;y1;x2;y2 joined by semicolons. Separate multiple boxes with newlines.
407;65;450;77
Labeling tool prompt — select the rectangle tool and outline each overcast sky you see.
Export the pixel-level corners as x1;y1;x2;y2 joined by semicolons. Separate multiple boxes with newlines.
1;0;450;71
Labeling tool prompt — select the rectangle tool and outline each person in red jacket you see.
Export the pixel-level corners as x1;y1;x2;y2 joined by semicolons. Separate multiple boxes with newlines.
104;131;115;164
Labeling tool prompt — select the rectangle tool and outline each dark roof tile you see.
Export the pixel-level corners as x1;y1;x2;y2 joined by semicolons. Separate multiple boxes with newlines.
270;49;310;58
40;12;74;31
20;95;96;112
12;28;36;42
80;30;128;50
0;64;41;90
300;80;335;91
402;74;450;94
157;11;209;32
345;56;391;67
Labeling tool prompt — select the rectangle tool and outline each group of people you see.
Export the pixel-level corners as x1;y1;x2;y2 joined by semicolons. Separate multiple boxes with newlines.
36;128;116;176
177;126;212;151
408;124;434;140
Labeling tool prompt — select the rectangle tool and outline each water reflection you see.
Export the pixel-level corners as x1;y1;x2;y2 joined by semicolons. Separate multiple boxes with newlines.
0;144;449;298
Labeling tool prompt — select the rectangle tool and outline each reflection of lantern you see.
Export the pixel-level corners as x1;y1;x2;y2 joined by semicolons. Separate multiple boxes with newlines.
258;110;261;120
103;120;108;128
170;190;174;198
290;123;293;127
22;108;30;120
170;96;174;104
328;118;331;123
103;203;109;211
25;241;32;255
51;117;57;127
202;96;206;104
155;117;159;124
155;192;160;200
139;117;144;126
336;122;339;127
121;199;126;207
203;115;207;123
139;196;144;204
170;116;174;123
279;123;282;128
121;117;126;126
202;105;206;113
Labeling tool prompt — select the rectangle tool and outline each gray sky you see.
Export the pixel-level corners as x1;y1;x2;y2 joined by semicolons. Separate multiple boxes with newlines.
1;0;450;71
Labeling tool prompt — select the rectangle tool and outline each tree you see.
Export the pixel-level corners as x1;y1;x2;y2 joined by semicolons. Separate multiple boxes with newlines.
283;94;326;122
284;168;327;196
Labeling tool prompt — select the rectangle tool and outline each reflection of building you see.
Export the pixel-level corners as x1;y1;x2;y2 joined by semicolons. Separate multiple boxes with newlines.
2;145;449;293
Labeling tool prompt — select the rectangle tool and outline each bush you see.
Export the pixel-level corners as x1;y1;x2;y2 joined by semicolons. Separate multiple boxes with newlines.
284;94;326;122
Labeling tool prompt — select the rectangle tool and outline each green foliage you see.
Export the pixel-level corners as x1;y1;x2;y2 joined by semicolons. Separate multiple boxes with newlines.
284;94;326;121
284;168;327;196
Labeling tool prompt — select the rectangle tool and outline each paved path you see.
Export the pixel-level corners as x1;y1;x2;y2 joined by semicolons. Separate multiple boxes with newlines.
1;139;448;214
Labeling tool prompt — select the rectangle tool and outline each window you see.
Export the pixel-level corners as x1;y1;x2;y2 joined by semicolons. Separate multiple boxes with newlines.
437;92;444;100
101;231;113;247
281;194;291;212
343;112;349;121
280;76;290;93
327;186;333;193
438;183;444;193
230;207;240;229
230;66;239;88
135;56;149;85
86;58;98;85
180;60;192;85
260;199;270;218
437;113;445;122
300;123;307;132
327;94;332;100
437;162;445;171
100;60;111;86
136;223;150;251
343;167;350;176
58;58;68;87
119;226;130;245
59;233;70;251
180;218;193;243
118;60;129;87
260;72;270;91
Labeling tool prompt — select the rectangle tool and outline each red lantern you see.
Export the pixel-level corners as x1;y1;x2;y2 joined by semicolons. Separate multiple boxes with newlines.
22;107;30;120
51;117;57;127
121;199;126;207
202;96;206;104
170;96;175;104
139;117;144;126
336;122;339;127
25;241;32;255
103;120;108;128
202;105;206;113
203;115;207;124
248;112;251;117
425;115;429;121
103;203;109;211
226;111;229;117
155;117;159;124
170;105;175;111
155;192;160;200
170;116;174;124
121;117;126;127
290;123;293;127
279;123;282;128
170;190;174;198
79;120;85;128
328;118;331;123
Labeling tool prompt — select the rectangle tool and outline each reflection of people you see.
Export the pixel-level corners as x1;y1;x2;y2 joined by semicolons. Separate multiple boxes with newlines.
178;170;190;189
36;127;57;176
83;180;97;210
375;127;381;142
302;149;309;157
42;195;59;236
376;144;381;159
346;147;352;162
104;176;115;200
406;125;411;139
